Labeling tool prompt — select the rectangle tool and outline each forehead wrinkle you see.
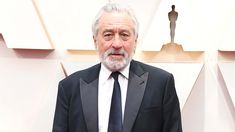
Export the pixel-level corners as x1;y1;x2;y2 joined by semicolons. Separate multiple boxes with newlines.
97;12;135;33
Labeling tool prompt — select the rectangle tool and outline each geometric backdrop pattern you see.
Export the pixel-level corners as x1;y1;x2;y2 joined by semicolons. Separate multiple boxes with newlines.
1;0;235;50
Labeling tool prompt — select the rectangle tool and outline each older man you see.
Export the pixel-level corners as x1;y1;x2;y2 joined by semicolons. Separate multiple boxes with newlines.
52;2;182;132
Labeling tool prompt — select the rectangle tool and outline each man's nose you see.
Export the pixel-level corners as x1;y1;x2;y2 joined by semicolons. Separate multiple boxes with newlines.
112;34;123;49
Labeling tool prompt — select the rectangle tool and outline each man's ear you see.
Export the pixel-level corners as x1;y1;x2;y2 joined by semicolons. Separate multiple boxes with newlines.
134;35;138;52
93;36;97;49
135;34;138;43
93;35;96;43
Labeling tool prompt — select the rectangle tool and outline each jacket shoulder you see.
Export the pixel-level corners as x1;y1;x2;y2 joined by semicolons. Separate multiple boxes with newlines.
60;63;101;86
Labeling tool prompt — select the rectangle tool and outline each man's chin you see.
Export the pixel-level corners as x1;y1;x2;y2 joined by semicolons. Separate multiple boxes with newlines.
103;59;127;71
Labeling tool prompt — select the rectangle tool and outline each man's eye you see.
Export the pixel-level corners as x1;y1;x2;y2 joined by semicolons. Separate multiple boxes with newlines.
103;32;113;37
122;34;129;37
120;32;130;37
103;33;113;40
120;33;130;41
104;34;112;37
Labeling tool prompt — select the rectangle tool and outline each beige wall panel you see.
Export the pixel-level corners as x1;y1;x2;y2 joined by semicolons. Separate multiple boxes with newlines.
0;58;65;132
0;0;52;49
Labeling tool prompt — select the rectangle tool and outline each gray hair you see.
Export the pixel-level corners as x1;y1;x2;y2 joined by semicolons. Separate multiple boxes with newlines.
92;2;139;37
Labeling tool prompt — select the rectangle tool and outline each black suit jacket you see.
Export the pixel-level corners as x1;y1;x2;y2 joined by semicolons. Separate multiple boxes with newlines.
53;60;182;132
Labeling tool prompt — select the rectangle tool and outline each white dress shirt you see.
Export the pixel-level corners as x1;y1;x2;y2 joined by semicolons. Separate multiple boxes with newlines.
98;63;130;132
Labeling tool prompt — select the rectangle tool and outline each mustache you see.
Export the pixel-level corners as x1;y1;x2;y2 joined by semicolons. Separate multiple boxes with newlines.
105;48;126;56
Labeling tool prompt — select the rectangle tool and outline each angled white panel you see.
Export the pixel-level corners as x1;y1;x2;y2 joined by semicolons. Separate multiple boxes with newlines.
33;0;107;50
181;64;205;132
0;58;65;132
0;0;52;49
142;0;235;51
147;63;203;109
62;61;203;110
116;0;161;41
218;62;235;107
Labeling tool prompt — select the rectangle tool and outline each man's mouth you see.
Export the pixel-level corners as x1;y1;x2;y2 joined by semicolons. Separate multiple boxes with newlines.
109;53;124;58
110;53;124;56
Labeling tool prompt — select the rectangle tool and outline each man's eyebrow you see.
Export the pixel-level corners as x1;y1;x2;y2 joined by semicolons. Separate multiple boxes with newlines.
102;29;113;33
120;30;131;33
102;28;131;33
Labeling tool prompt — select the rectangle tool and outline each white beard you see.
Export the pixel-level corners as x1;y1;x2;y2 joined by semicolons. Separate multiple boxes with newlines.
100;48;132;71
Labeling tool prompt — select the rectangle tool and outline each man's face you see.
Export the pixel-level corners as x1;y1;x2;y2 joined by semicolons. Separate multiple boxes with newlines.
93;12;137;71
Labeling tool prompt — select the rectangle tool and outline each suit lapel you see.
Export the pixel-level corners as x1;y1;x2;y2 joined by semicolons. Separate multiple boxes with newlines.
80;64;100;132
79;61;148;132
80;79;98;132
123;61;149;132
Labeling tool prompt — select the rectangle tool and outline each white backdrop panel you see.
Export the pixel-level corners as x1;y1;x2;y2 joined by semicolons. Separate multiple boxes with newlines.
33;0;107;50
218;62;235;107
0;58;65;132
0;0;52;49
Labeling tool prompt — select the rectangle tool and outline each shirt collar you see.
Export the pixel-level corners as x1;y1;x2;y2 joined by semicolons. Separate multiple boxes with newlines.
99;63;130;84
119;63;130;79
